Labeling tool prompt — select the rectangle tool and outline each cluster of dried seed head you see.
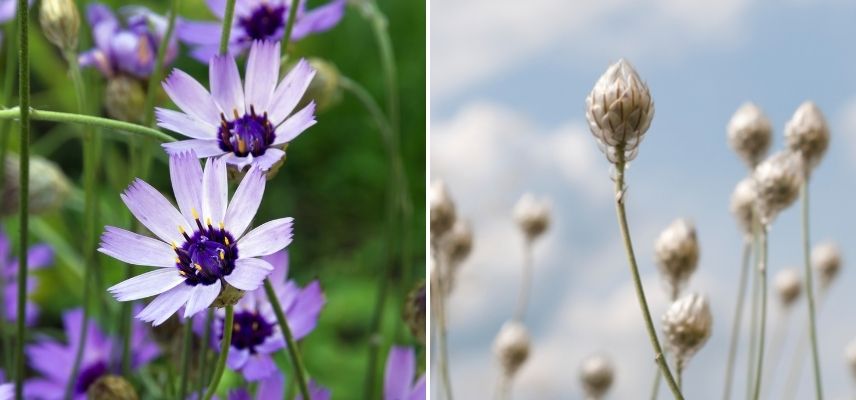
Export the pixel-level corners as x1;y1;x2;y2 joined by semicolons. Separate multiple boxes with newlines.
752;151;804;225
579;354;615;400
513;193;551;241
662;293;712;366
774;268;802;308
730;177;757;239
585;59;654;165
812;242;842;289
430;180;456;240
727;102;772;168
493;320;531;378
654;218;700;298
785;101;829;173
443;219;474;266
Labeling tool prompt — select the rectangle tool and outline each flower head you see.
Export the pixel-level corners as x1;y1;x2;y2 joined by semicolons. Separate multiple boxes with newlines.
727;102;772;168
654;218;700;299
785;101;829;173
579;354;614;400
403;282;426;344
86;375;137;400
159;41;316;173
78;3;177;79
24;308;159;399
178;0;345;62
513;193;551;241
812;242;842;289
585;59;654;164
100;151;294;325
429;180;456;240
222;373;328;400
752;151;804;225
493;320;530;378
1;232;53;326
39;0;80;52
384;346;426;400
774;268;801;308
442;219;473;267
662;293;712;366
729;177;757;239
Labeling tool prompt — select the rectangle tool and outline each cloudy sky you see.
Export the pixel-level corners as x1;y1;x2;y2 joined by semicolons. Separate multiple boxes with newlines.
430;0;856;399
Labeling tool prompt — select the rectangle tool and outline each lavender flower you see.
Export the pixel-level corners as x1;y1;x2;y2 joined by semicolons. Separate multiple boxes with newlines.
0;370;12;400
220;374;330;400
78;3;178;79
198;250;324;381
158;40;317;172
384;346;426;400
178;0;345;62
24;308;159;399
99;151;294;325
1;232;53;326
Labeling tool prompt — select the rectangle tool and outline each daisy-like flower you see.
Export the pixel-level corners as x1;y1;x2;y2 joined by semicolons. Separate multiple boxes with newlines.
158;40;317;172
24;308;159;399
224;374;331;400
78;3;178;79
197;250;324;381
178;0;345;62
100;151;294;325
384;346;426;400
1;231;53;326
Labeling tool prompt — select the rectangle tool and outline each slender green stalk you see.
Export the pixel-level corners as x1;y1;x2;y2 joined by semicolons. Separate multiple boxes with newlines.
800;185;824;399
264;279;311;400
746;227;761;399
722;240;752;400
613;157;683;400
0;108;175;142
0;26;12;365
281;0;300;48
513;238;532;321
64;264;93;399
782;289;829;400
218;0;236;55
432;243;454;400
178;321;194;399
14;0;31;396
362;2;400;140
760;307;792;398
204;305;234;400
751;227;769;400
143;0;179;127
197;309;214;398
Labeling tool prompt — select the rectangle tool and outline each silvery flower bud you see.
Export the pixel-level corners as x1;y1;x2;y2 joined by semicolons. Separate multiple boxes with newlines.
513;193;551;241
443;219;473;266
2;153;72;217
845;339;856;379
493;320;530;377
430;180;456;239
752;151;804;225
662;293;712;365
774;268;801;308
403;282;426;344
730;177;757;239
39;0;80;52
104;75;146;123
655;218;700;298
87;375;138;400
812;242;841;289
727;102;772;168
585;59;654;164
579;354;614;400
785;101;829;173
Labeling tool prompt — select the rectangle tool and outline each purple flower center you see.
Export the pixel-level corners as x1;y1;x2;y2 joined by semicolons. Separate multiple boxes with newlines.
74;361;108;394
238;4;286;41
174;214;238;286
227;311;274;354
218;108;276;158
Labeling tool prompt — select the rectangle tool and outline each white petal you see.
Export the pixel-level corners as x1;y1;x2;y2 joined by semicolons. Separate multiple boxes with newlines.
225;258;273;291
243;41;280;111
202;157;228;224
224;167;265;237
108;268;185;301
237;218;294;258
137;284;193;326
184;280;222;318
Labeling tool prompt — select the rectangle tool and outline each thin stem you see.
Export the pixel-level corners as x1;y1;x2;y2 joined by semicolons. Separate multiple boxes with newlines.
178;321;194;399
760;307;791;398
143;0;179;127
263;279;311;400
432;242;455;400
363;1;400;141
0;24;12;369
800;184;824;399
513;238;533;321
197;309;214;399
281;0;300;49
0;108;175;142
218;0;237;56
746;226;761;399
751;226;769;400
676;360;684;391
612;158;683;400
204;305;234;400
722;240;752;400
782;289;829;400
14;0;30;396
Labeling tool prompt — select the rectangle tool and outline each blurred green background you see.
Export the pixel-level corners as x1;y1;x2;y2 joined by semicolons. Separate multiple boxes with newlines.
0;0;425;397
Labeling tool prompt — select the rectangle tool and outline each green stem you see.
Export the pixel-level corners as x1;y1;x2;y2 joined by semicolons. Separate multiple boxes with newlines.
751;226;769;400
0;22;14;374
14;0;30;396
613;158;683;400
197;309;214;399
800;184;824;399
281;0;300;49
782;289;829;400
143;0;179;127
204;305;234;400
178;321;194;399
0;108;175;142
760;307;791;398
218;0;236;56
432;242;454;400
722;240;752;400
676;360;684;391
363;2;400;142
263;279;311;400
746;226;761;399
64;261;92;400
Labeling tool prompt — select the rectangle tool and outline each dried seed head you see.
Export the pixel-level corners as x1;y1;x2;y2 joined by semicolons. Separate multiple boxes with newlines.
2;153;72;217
104;75;147;123
586;59;654;164
727;102;772;168
785;101;829;173
87;375;138;400
812;242;842;289
662;293;712;365
655;218;700;298
774;268;801;308
730;177;757;239
403;282;426;344
579;354;614;399
430;252;455;296
513;193;551;241
752;151;804;225
846;339;856;379
430;180;456;239
493;320;531;377
443;219;473;266
39;0;80;52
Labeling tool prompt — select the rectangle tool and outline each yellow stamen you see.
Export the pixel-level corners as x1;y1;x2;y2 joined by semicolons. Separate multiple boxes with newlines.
194;263;203;271
219;222;225;230
192;208;200;220
252;322;259;330
206;217;213;227
233;323;240;332
219;252;225;260
224;237;230;245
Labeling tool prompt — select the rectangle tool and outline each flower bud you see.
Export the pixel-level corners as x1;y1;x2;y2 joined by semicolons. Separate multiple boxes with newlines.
2;153;72;217
662;293;712;365
846;338;856;379
443;219;473;267
513;193;551;241
493;320;530;377
785;101;829;173
403;282;426;344
210;283;245;308
87;375;138;400
727;102;772;168
585;59;654;164
430;180;456;239
774;268;801;308
301;58;342;113
730;177;757;239
654;218;700;298
39;0;80;52
104;75;147;123
579;354;614;400
752;151;804;225
812;242;841;289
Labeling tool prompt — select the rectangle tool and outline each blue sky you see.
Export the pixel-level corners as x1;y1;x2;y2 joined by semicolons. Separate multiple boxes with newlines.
430;0;856;399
